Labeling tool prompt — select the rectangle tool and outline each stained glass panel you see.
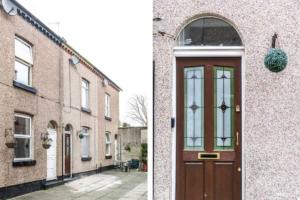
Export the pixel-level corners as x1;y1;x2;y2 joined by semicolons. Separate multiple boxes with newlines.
184;67;204;150
214;67;234;150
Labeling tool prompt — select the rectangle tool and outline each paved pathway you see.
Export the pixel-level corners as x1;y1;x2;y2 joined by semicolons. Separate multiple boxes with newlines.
10;170;147;200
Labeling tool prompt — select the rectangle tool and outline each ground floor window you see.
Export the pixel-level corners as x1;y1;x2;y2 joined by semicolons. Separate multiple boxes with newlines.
105;132;111;156
14;113;32;160
81;127;90;158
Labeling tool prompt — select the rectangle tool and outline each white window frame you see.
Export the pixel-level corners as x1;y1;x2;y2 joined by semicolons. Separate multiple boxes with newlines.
15;36;33;86
105;132;111;156
105;93;111;118
81;127;90;158
14;113;33;161
81;79;89;109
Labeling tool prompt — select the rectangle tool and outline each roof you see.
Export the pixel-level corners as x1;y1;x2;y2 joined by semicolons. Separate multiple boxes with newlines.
62;43;122;91
10;0;122;91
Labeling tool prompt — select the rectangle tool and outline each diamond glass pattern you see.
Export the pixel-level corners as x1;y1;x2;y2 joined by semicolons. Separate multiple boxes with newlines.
214;67;235;150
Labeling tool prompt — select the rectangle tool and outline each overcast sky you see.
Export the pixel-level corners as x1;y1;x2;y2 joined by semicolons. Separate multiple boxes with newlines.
17;0;152;126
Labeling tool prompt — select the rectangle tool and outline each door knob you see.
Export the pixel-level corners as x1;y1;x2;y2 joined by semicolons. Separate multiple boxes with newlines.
204;193;208;198
237;167;241;172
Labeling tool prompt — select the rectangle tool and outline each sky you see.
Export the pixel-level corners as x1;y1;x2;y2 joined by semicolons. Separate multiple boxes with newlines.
17;0;152;126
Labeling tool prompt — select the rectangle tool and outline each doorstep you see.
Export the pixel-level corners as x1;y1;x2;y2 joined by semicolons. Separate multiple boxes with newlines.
42;177;77;190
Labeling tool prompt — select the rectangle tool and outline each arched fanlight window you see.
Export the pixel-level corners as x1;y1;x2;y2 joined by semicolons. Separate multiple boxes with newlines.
47;121;57;130
65;124;72;132
177;17;242;46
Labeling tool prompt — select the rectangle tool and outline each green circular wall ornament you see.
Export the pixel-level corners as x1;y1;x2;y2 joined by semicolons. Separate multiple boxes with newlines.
264;48;288;72
78;133;84;139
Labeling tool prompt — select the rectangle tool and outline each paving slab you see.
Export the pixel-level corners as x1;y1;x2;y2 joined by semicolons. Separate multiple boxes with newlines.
10;170;147;200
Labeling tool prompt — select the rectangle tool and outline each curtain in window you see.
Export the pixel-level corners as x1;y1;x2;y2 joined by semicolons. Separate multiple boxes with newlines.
81;128;89;158
105;94;111;117
105;133;111;155
15;37;32;86
81;80;89;108
14;114;31;159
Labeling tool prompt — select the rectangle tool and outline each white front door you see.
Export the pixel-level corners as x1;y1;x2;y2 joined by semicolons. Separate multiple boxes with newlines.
47;128;57;180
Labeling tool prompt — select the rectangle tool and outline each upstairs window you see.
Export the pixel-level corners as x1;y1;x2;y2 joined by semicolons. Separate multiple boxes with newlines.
81;79;89;109
15;37;33;86
177;17;242;46
81;127;90;158
14;113;32;160
105;93;111;118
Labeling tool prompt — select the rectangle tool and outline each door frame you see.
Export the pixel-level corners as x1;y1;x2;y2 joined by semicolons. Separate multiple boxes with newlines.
171;46;245;200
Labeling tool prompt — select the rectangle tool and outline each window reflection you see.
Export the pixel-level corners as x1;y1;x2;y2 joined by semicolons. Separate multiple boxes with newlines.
178;17;242;46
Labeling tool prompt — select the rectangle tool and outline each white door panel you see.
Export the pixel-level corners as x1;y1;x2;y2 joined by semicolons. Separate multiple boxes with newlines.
47;129;57;180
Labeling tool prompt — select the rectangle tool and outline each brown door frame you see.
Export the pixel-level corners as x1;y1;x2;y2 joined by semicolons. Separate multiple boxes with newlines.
175;56;243;200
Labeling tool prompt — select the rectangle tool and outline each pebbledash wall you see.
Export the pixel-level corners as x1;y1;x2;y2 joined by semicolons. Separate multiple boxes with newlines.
0;0;120;199
153;0;300;200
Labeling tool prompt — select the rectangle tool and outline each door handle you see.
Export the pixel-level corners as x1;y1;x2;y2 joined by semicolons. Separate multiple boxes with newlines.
236;131;239;146
236;105;240;112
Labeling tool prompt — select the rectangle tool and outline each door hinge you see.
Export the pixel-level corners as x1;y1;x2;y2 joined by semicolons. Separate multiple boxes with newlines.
171;118;175;128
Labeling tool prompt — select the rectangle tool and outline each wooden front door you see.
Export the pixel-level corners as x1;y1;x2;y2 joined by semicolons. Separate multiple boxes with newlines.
176;57;241;200
65;133;71;175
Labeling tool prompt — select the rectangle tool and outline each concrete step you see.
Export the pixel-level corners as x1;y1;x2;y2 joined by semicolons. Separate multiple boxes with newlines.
42;180;63;190
42;177;76;190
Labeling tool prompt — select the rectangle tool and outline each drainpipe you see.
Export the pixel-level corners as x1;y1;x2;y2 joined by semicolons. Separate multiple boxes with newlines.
59;46;64;182
70;133;73;178
120;134;122;162
152;60;155;198
94;118;97;173
61;126;64;182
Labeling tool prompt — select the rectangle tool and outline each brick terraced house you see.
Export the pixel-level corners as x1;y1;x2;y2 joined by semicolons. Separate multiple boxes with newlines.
0;0;121;198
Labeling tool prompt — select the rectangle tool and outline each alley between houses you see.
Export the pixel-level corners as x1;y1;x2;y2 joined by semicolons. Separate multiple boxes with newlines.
10;170;147;200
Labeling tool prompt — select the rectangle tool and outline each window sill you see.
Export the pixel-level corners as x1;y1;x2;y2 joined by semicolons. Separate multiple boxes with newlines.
105;116;112;121
81;107;91;114
81;157;92;161
105;155;112;159
13;160;36;167
13;81;37;94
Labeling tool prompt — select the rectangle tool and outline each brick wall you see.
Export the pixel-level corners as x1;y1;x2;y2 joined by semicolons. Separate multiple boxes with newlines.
118;127;147;162
0;6;120;190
